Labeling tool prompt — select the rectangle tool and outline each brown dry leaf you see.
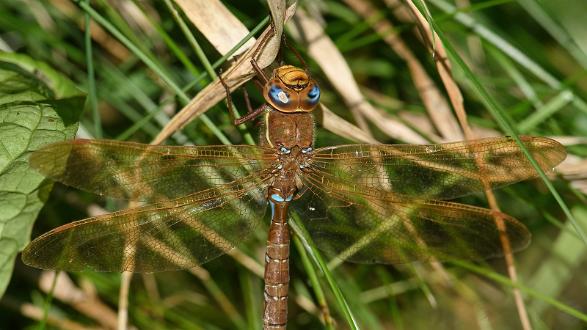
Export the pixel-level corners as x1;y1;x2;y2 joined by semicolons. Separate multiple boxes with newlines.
558;154;587;178
400;0;471;139
549;136;587;145
557;153;587;193
321;105;379;144
290;9;427;144
154;0;296;144
347;0;462;141
174;0;255;58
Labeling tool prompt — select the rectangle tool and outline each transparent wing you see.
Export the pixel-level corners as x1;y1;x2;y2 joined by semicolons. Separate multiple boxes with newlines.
29;139;274;201
22;173;271;272
293;175;530;264
311;136;566;200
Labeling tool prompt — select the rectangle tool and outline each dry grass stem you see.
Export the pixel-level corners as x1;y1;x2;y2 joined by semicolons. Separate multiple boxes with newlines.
290;10;371;134
39;271;119;329
349;0;462;141
321;105;379;144
7;298;89;330
291;9;427;144
50;0;130;61
404;1;532;329
117;272;132;330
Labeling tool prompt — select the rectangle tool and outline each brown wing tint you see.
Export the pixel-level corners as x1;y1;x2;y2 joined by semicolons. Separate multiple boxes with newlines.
22;173;271;272
292;136;566;263
29;139;273;201
311;136;566;200
293;175;530;264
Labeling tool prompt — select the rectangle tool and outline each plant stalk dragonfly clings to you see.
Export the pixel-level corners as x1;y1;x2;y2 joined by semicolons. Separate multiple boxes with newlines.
23;60;566;329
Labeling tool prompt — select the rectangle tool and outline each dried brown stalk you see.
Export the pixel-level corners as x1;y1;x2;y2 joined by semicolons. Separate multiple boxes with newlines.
403;1;532;329
347;0;462;141
290;9;427;144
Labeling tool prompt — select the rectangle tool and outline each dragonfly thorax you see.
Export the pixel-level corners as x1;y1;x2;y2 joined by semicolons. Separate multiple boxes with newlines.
262;110;314;149
269;145;312;201
263;65;320;113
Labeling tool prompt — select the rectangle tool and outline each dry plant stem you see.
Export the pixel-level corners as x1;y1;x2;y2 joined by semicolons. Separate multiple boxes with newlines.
289;10;371;134
291;9;427;144
291;10;371;134
365;82;500;140
321;105;379;144
49;0;130;61
454;0;485;64
39;271;118;329
347;0;462;141
142;273;161;302
118;272;132;330
187;269;245;322
403;1;532;329
4;297;88;330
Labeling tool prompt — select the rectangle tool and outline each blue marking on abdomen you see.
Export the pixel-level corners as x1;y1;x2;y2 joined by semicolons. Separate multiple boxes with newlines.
271;194;293;202
269;194;293;220
270;200;275;219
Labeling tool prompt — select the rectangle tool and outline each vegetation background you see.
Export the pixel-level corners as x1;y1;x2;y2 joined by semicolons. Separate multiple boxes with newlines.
0;0;586;329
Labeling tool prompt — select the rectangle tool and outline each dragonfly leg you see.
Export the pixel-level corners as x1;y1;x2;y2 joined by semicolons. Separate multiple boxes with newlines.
280;34;308;70
251;57;269;85
250;18;276;84
243;87;254;113
219;71;267;126
235;104;267;126
218;70;238;124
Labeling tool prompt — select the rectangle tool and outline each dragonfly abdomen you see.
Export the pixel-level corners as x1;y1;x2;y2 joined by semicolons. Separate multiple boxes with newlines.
264;198;291;330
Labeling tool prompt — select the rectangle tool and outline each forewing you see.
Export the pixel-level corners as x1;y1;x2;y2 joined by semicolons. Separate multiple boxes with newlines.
293;174;530;264
22;173;271;272
311;136;566;200
29;139;273;201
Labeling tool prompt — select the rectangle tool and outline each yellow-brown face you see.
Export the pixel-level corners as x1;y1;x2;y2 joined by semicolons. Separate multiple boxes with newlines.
263;65;321;113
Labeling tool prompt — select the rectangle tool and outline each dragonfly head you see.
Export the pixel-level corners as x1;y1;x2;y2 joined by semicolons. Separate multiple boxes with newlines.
264;65;320;113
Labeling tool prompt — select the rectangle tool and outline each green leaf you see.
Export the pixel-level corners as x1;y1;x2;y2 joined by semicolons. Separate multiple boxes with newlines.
0;51;84;297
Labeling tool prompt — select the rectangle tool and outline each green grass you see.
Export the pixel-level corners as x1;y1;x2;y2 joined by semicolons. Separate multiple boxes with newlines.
0;0;586;329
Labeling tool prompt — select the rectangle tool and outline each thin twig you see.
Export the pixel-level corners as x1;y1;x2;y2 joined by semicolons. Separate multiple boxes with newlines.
118;272;132;330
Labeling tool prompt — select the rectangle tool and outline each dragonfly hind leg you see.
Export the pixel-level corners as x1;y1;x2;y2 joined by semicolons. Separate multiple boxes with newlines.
219;71;267;126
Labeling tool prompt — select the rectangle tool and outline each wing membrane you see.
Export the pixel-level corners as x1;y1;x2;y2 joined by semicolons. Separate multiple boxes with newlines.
22;173;271;272
29;139;274;201
311;136;566;200
293;170;530;264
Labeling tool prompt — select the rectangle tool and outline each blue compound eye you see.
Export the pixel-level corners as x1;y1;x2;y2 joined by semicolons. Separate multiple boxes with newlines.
307;85;320;104
269;85;290;105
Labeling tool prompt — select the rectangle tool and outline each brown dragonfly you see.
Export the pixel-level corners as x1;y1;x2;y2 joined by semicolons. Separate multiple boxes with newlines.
23;64;566;329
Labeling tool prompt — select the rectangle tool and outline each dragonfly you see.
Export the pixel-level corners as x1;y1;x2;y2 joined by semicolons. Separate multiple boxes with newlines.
23;63;566;329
